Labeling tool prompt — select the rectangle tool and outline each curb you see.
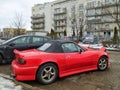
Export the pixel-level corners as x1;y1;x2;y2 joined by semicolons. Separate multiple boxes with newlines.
0;73;42;90
106;48;120;51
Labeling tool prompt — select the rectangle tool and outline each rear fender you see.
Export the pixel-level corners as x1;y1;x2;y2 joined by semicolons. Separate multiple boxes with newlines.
14;49;24;58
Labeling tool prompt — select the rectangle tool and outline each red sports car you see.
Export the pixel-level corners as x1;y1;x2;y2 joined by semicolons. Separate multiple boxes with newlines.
11;40;110;84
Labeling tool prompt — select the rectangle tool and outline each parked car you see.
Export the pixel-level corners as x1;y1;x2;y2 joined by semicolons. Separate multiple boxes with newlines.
60;36;79;43
82;36;98;44
12;40;110;85
0;35;51;64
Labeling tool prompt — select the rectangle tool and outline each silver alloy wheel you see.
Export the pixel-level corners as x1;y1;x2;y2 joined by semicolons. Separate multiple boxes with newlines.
98;57;107;70
41;66;56;83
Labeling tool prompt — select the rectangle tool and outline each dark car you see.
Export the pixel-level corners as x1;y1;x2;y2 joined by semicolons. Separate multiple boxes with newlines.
60;36;79;43
82;36;98;44
0;35;51;64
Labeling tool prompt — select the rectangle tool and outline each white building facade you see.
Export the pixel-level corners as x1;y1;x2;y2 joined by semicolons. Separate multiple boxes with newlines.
86;0;120;40
31;0;120;40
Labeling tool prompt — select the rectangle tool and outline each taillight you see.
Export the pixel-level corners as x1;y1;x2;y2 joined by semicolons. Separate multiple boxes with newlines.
18;58;26;64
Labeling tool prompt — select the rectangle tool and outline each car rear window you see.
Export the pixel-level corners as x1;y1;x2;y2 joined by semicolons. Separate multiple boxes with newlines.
38;43;51;51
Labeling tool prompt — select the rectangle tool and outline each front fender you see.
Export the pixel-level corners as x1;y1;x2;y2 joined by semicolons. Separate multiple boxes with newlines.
98;51;110;60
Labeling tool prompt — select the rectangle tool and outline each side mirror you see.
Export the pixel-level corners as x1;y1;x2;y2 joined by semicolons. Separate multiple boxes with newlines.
78;49;82;54
8;43;15;46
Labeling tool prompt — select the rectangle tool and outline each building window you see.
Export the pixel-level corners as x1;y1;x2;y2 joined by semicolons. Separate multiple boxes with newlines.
54;8;60;14
87;1;96;8
105;0;113;4
79;4;84;9
96;9;102;15
87;10;95;16
97;1;102;7
79;11;84;16
71;5;75;13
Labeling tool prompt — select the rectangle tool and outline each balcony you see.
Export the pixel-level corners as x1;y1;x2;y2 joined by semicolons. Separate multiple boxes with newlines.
31;14;45;19
86;19;117;24
31;20;44;24
54;8;67;15
99;28;113;32
86;2;120;10
54;23;66;27
85;28;113;32
54;16;66;21
86;11;120;17
54;30;64;33
31;25;44;29
102;11;120;15
87;19;101;23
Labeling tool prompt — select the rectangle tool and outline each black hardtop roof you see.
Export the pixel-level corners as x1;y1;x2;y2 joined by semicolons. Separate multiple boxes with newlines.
17;35;51;38
48;40;74;44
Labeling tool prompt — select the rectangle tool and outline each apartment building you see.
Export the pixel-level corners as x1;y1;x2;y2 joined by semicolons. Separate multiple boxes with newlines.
31;3;52;35
2;28;26;39
31;0;86;37
86;0;120;40
31;0;120;39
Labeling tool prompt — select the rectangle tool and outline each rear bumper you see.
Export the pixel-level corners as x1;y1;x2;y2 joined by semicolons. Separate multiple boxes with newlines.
11;60;38;81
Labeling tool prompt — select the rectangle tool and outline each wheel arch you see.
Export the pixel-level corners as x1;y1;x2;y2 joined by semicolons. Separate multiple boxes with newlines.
100;55;108;59
0;51;5;59
98;55;109;64
35;61;59;80
97;55;109;70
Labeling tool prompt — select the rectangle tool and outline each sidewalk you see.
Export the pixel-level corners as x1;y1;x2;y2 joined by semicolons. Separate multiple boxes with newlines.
0;74;22;90
0;73;43;90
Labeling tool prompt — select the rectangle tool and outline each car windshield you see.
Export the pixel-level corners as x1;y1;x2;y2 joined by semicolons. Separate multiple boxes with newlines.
85;37;93;40
37;43;51;51
2;36;19;44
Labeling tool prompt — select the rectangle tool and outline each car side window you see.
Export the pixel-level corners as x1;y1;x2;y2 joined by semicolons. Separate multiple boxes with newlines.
62;43;79;53
32;36;44;43
12;37;29;44
44;38;49;42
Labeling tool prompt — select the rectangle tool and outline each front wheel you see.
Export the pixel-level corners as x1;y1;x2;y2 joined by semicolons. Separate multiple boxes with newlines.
36;63;58;85
98;57;108;71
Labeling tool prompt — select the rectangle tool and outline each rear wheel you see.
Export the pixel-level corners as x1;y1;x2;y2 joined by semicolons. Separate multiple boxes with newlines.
98;57;108;71
36;63;58;85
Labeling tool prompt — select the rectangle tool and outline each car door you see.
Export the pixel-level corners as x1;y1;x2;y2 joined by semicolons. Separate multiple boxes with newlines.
62;43;93;72
5;36;30;60
9;36;31;50
29;36;44;49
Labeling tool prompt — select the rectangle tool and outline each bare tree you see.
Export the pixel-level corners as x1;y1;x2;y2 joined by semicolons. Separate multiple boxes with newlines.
11;12;26;36
69;6;86;38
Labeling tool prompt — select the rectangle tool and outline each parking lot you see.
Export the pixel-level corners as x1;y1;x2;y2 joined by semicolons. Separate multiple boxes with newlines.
0;51;120;90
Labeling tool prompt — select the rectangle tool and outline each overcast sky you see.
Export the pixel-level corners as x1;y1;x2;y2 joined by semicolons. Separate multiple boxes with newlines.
0;0;55;30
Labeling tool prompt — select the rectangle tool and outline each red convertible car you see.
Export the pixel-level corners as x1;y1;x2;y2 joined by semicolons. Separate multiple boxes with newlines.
11;40;110;84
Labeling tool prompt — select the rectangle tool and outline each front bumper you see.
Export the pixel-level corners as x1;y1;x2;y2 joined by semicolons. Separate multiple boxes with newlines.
11;60;38;81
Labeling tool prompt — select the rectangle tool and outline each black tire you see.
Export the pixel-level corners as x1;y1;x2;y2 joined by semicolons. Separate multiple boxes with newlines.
98;56;108;71
0;55;3;64
36;63;58;85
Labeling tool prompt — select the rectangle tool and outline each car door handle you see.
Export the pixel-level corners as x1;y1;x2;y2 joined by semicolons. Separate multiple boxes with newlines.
66;56;71;59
